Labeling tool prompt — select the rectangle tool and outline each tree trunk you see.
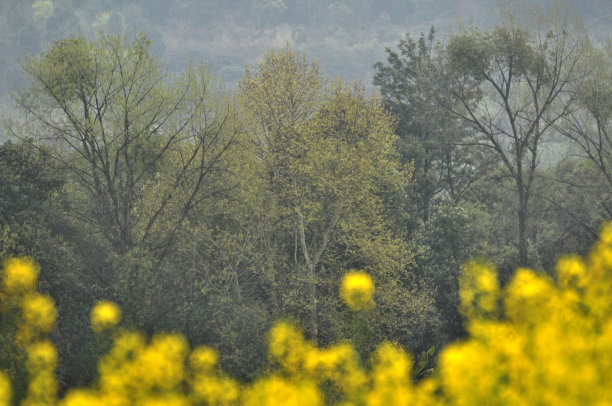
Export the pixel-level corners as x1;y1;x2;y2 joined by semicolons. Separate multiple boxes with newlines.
308;261;318;344
517;194;528;267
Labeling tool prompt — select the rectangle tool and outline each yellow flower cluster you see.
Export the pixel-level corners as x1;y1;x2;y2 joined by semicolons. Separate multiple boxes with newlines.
433;223;612;404
2;257;39;296
0;257;59;406
61;330;240;406
4;222;612;405
339;270;375;311
23;340;59;406
90;300;121;332
0;372;10;406
459;260;500;320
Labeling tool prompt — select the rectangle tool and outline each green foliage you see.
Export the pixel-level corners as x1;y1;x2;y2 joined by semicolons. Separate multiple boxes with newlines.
0;141;62;226
239;47;437;352
16;32;239;258
374;27;491;227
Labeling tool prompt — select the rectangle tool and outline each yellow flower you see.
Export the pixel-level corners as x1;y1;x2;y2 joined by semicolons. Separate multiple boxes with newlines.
91;301;121;332
137;333;188;390
190;346;219;373
60;389;105;406
340;271;375;311
268;322;310;373
0;371;11;406
459;261;500;320
599;221;612;245
191;376;239;405
243;376;323;406
504;268;553;324
140;394;190;406
556;255;587;290
367;343;413;406
21;293;57;333
2;257;39;296
26;340;58;372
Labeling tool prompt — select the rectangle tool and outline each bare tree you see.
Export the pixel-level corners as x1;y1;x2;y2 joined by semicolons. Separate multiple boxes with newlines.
554;43;612;210
444;1;587;265
12;33;238;259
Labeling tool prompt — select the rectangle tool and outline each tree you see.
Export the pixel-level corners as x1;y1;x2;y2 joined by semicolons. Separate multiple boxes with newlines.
444;0;587;266
0;140;62;226
553;43;612;216
238;48;323;340
10;32;241;337
13;32;238;261
239;48;420;345
374;27;489;226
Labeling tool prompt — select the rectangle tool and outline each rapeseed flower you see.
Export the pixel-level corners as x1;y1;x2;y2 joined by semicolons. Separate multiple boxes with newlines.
268;322;310;373
2;257;38;295
138;333;188;391
0;371;10;406
190;375;239;405
60;389;104;406
242;376;323;406
303;343;366;393
23;340;58;406
459;260;500;320
556;255;587;290
505;268;553;324
190;346;219;373
367;343;413;406
25;340;58;372
21;293;57;333
91;300;121;332
340;270;374;311
8;221;612;405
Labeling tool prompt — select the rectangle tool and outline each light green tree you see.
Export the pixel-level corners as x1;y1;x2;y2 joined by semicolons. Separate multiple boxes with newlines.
239;48;420;345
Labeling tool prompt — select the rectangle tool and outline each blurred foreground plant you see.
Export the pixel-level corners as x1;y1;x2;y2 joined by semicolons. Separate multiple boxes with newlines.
4;223;612;404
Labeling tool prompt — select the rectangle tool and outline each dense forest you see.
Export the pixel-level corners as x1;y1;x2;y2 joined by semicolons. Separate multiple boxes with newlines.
1;0;612;404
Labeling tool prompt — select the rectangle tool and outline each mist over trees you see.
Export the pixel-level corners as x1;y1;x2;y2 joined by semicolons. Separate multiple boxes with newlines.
0;0;610;111
1;0;612;403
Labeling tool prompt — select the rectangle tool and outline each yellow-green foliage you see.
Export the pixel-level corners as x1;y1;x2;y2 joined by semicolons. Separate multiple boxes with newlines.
4;224;612;404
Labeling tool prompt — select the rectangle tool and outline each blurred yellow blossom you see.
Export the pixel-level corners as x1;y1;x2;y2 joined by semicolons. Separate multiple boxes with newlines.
190;346;219;373
26;340;58;372
340;270;375;311
556;255;588;290
504;268;553;324
21;293;57;333
268;322;311;373
5;221;612;405
459;260;500;320
0;371;11;406
140;394;190;406
91;300;121;332
243;376;323;406
60;389;105;406
23;340;58;406
367;342;413;406
2;257;38;295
